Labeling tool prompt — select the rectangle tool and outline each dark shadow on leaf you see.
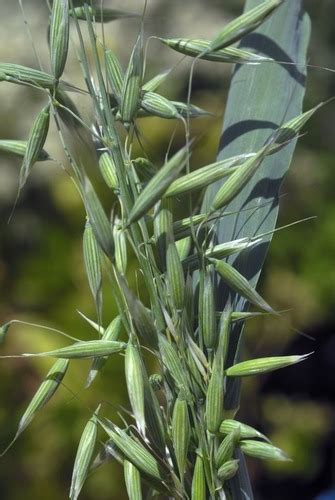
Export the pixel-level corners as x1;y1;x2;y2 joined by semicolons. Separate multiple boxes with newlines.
219;119;277;151
236;33;306;86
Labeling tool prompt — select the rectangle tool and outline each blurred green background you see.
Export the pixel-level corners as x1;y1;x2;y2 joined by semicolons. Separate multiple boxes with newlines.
0;1;334;499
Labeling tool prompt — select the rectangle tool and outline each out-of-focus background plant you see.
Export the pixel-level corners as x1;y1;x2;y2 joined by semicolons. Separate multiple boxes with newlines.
0;1;334;499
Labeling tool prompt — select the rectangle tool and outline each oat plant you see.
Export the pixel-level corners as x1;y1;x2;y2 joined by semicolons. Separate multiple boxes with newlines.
0;0;321;499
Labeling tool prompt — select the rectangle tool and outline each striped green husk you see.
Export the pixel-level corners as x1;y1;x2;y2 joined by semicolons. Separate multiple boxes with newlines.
70;6;138;22
210;258;274;312
175;236;191;261
124;460;142;500
81;177;114;259
219;419;269;442
166;239;185;309
240;440;290;461
105;48;124;104
164;154;252;198
70;406;100;500
0;140;50;160
268;102;325;154
199;269;216;349
182;237;259;272
83;221;103;321
215;427;241;468
86;316;122;387
143;69;171;93
21;340;126;359
0;63;56;88
158;334;189;394
141;92;179;119
172;395;191;479
133;103;209;119
210;0;283;52
127;145;189;225
231;311;270;322
205;349;224;433
154;198;173;271
120;34;143;123
125;343;145;434
11;359;69;444
218;310;232;369
114;224;127;275
226;353;310;377
191;455;206;500
217;459;239;481
98;152;118;190
211;146;269;211
101;423;165;481
49;0;69;79
20;104;50;190
159;38;273;64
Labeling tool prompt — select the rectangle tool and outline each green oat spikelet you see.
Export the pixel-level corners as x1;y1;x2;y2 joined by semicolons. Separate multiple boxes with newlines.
15;340;126;359
83;220;103;323
240;440;290;462
199;267;217;349
127;145;189;225
19;103;50;191
159;38;273;64
105;48;124;105
100;422;165;482
220;419;269;442
166;238;185;310
191;455;206;500
124;460;142;500
217;459;239;481
210;258;274;313
0;139;50;160
226;353;311;377
120;33;143;124
70;406;100;500
49;0;69;80
172;392;191;480
98;152;119;190
1;358;69;456
215;427;241;468
209;0;283;52
125;342;146;435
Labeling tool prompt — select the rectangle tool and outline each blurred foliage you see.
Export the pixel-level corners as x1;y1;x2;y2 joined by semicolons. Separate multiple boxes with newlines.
0;1;334;499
